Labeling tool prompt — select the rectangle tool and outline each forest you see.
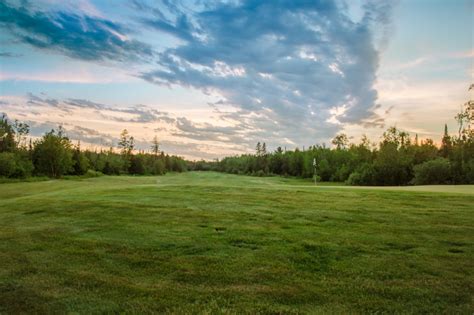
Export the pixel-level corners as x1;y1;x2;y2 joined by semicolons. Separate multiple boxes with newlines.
195;99;474;186
0;118;187;179
0;96;472;185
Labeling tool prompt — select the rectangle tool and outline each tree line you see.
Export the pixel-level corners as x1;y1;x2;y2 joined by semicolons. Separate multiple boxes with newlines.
1;86;472;184
0;118;186;178
192;92;474;186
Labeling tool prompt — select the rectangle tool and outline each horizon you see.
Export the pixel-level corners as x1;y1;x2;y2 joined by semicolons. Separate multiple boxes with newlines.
0;0;473;160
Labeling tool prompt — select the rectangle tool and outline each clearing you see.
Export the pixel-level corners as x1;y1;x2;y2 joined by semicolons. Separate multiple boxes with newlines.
0;172;473;313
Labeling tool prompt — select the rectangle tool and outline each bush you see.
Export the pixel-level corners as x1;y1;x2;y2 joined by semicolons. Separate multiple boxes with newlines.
255;170;266;177
12;156;34;178
33;131;74;178
464;159;474;184
346;163;376;186
413;158;451;185
332;164;351;182
83;169;103;178
129;155;146;175
0;152;17;177
149;159;166;175
72;149;90;175
0;152;35;178
102;155;125;175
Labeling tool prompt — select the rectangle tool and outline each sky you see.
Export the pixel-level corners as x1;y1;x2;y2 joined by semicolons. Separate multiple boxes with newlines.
0;0;472;160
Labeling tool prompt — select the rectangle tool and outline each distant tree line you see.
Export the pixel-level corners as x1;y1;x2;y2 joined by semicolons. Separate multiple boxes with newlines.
194;90;474;186
0;119;186;179
2;86;473;184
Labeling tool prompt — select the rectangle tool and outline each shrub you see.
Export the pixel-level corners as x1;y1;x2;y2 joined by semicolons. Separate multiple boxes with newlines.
102;154;125;175
149;159;166;175
255;169;266;177
72;149;90;175
12;156;34;178
332;164;351;182
464;159;474;184
413;158;451;185
83;169;103;178
129;155;147;175
346;163;376;186
0;152;17;177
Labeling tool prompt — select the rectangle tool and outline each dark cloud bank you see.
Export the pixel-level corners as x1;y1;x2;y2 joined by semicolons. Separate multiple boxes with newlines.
0;0;153;63
137;0;393;147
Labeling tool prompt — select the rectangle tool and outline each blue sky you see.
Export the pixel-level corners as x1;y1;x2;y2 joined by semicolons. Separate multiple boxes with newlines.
0;0;472;159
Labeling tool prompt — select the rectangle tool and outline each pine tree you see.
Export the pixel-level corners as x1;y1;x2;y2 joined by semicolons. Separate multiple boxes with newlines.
256;142;262;157
118;129;134;155
440;124;452;158
151;135;160;157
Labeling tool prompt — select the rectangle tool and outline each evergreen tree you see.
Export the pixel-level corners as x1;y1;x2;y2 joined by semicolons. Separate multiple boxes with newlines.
151;135;160;156
118;129;134;155
440;124;452;158
255;142;262;156
118;129;134;172
72;142;90;175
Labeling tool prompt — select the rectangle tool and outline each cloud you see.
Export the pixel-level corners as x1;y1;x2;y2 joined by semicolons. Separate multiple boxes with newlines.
0;0;399;157
26;121;60;136
23;94;172;124
0;66;136;83
136;0;197;43
1;92;261;158
0;0;154;63
159;139;242;160
26;120;118;146
0;51;23;57
64;98;106;110
137;0;394;147
66;125;117;146
26;92;61;108
173;117;240;142
64;98;174;123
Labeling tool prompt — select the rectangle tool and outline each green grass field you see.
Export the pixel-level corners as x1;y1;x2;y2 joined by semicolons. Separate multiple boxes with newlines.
1;172;473;313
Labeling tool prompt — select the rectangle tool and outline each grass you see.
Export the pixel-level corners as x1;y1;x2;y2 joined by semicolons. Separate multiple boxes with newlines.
0;172;473;313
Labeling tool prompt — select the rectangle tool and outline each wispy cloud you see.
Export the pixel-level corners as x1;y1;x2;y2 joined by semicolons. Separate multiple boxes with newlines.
0;51;23;58
0;69;134;83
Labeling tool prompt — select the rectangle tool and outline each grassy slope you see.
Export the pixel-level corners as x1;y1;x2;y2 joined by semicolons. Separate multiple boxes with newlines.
0;172;473;313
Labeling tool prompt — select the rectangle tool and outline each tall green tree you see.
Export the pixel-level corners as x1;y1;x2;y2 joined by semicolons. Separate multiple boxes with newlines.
0;115;16;153
118;129;134;155
151;135;160;156
118;129;134;172
33;129;74;178
72;142;90;175
332;133;348;150
13;120;30;149
440;124;452;158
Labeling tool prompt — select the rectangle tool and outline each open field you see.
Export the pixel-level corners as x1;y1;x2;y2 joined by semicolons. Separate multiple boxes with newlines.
1;172;473;313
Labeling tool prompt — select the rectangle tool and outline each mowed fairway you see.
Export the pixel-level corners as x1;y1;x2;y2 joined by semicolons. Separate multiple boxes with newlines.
0;172;473;313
